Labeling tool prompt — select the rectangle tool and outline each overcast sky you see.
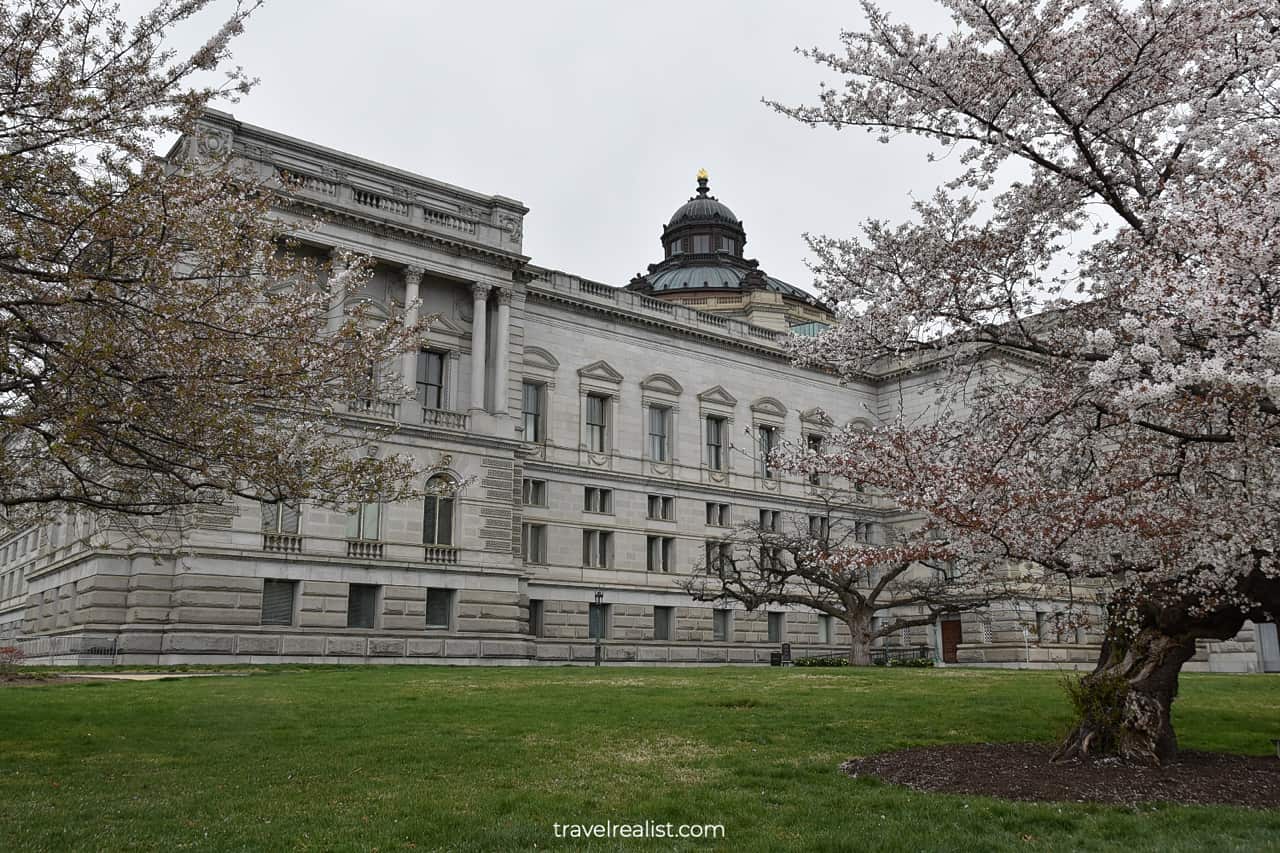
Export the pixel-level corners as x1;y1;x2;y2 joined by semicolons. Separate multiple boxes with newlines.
155;1;959;292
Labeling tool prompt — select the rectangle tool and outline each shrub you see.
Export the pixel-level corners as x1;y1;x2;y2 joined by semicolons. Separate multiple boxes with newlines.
0;646;25;677
794;656;850;667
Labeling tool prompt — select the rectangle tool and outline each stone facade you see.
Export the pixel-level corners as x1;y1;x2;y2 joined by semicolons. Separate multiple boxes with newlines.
0;110;1271;673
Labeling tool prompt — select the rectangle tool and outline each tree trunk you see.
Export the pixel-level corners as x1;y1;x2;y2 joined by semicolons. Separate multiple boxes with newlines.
846;612;873;666
1053;626;1196;767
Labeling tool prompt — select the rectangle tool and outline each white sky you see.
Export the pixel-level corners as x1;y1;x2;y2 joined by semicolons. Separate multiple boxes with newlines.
152;0;959;292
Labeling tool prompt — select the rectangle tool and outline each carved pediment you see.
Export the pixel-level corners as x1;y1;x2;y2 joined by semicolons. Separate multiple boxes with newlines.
523;346;560;372
640;373;683;396
750;396;787;418
800;406;834;427
577;360;623;384
697;385;738;406
848;417;874;432
423;313;465;336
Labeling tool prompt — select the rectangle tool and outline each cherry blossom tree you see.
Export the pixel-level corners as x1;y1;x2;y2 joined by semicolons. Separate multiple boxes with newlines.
771;0;1280;764
1;1;426;529
682;491;1005;665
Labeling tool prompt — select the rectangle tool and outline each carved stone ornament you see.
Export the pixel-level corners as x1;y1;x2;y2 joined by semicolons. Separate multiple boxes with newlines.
498;213;523;243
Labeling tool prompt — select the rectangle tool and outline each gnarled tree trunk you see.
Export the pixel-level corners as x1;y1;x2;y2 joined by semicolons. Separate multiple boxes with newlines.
1053;627;1196;766
846;611;873;666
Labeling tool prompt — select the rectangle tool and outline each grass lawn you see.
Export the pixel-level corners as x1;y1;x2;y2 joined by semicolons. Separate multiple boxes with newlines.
0;666;1276;851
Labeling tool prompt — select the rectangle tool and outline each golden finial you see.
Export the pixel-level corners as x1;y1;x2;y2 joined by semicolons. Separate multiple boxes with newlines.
696;168;709;180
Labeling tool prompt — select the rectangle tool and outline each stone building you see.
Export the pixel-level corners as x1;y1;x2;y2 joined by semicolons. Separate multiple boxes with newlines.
0;110;1274;672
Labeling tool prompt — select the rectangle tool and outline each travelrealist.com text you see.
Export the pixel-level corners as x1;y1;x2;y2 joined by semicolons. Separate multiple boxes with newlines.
553;821;725;840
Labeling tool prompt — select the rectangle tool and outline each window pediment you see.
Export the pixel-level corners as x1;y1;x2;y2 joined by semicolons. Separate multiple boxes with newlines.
697;385;738;407
800;406;834;429
750;396;787;420
640;373;683;396
577;360;623;384
524;346;560;373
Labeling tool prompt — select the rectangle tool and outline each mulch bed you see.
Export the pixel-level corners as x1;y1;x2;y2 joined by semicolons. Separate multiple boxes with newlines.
842;742;1280;809
0;673;91;688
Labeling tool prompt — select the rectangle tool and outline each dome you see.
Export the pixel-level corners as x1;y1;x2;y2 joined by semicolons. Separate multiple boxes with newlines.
665;170;741;229
667;196;740;228
646;265;816;302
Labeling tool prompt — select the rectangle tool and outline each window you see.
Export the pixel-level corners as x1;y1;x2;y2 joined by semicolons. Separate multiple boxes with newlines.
761;545;783;571
583;487;613;514
648;405;670;461
582;530;613;568
345;502;381;541
522;381;545;442
713;608;732;642
529;599;544;637
423;475;455;546
705;502;730;526
768;611;785;643
669;239;683;256
1037;611;1052;643
719;236;735;254
808;515;829;540
522;478;547;507
647;494;674;521
588;602;610;639
647;536;675;572
817;614;832;644
417;350;446;409
854;521;873;543
585;393;608;452
759;509;780;532
705;540;732;571
260;500;300;535
807;433;824;485
523;523;547;564
692;234;710;253
426;587;454;629
705;416;725;470
260;580;296;626
654;606;674;641
347;584;379;629
758;425;778;478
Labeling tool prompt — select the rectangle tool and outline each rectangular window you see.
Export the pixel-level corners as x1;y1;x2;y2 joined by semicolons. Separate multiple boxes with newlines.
713;608;732;642
583;487;613;514
759;509;779;532
347;583;379;629
705;416;725;470
705;539;732;571
719;236;735;254
670;238;683;256
768;611;785;644
692;234;711;253
588;602;609;639
648;405;670;461
647;494;674;521
646;536;675;572
705;502;730;526
854;521;873;544
807;433;824;485
260;579;296;627
345;502;381;541
425;587;454;629
582;530;613;568
260;500;300;535
758;425;778;478
817;613;832;645
808;515;829;540
761;545;783;571
417;350;446;409
522;478;547;507
522;381;544;442
423;492;454;546
529;599;544;637
585;393;608;452
654;606;674;641
522;523;547;564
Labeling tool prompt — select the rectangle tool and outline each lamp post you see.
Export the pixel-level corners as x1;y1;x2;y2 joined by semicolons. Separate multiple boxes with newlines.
593;589;604;667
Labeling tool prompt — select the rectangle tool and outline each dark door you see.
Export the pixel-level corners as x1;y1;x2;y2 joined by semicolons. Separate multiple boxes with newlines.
941;619;963;664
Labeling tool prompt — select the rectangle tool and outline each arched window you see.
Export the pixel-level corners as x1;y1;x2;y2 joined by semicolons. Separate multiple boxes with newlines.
423;475;456;546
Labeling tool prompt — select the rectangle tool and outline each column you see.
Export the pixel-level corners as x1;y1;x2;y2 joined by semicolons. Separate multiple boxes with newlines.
469;282;491;411
494;288;512;416
327;248;348;335
402;266;424;398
